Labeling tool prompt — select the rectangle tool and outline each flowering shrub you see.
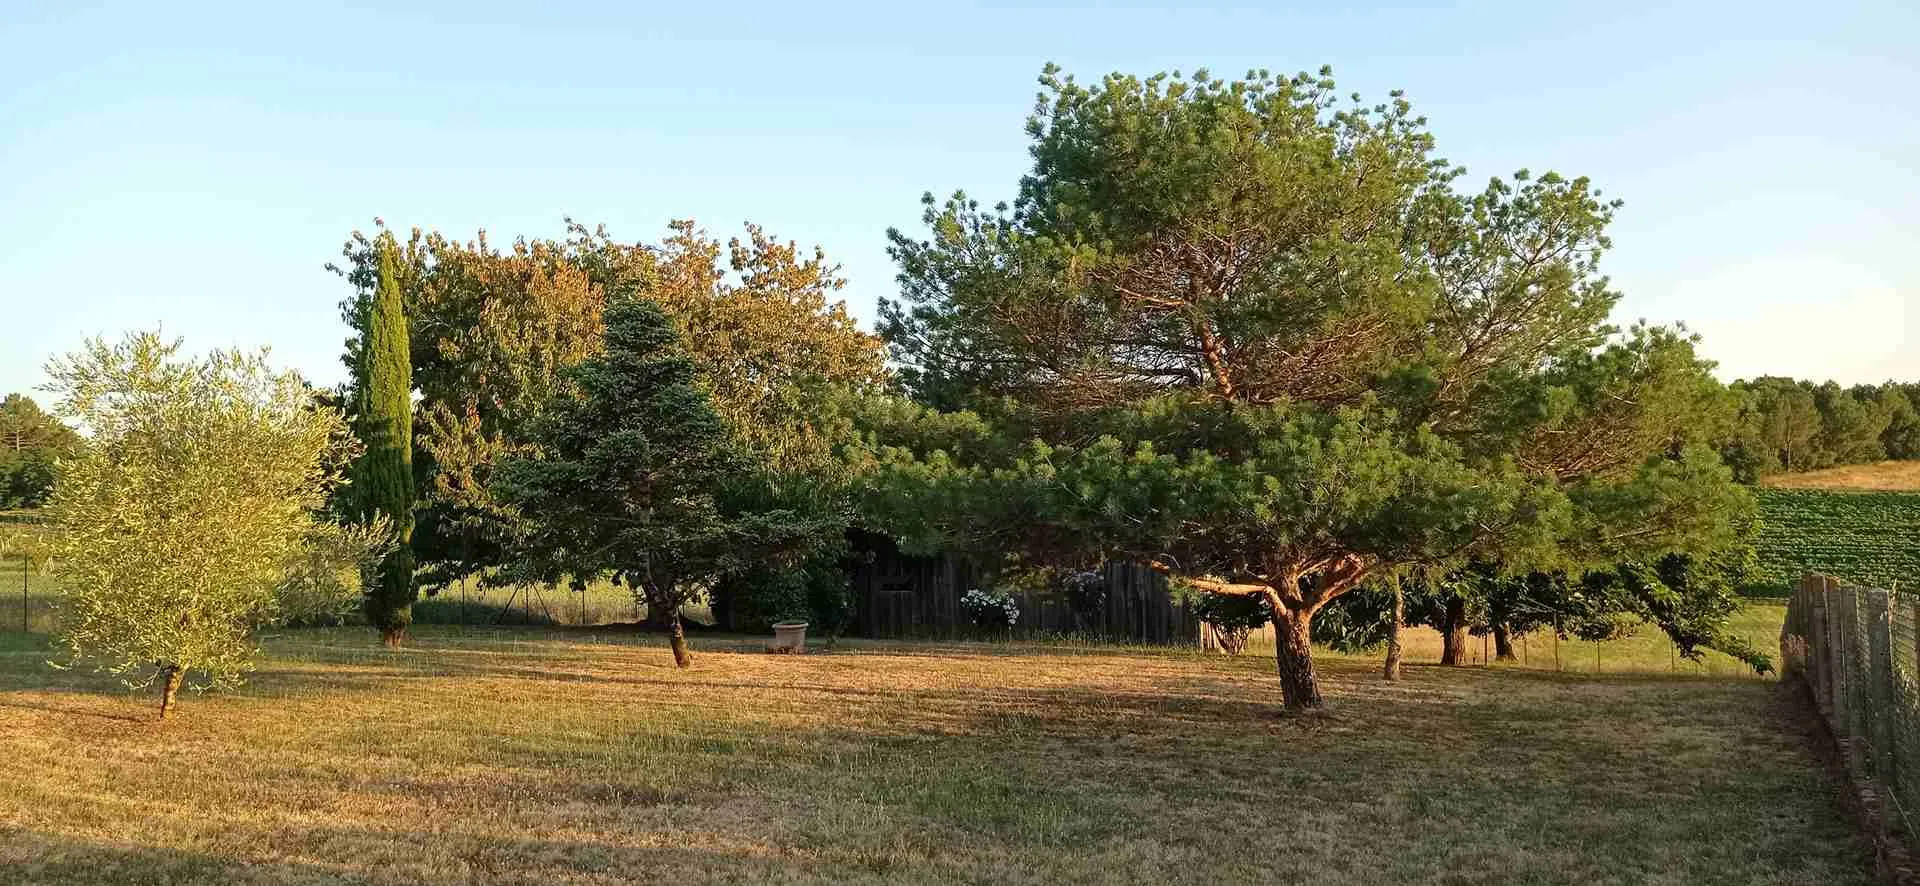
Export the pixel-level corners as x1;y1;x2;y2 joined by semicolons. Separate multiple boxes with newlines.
961;587;1020;631
1060;569;1106;625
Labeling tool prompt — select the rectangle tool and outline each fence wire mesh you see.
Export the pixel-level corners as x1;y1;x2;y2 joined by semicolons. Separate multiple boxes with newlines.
1784;574;1920;840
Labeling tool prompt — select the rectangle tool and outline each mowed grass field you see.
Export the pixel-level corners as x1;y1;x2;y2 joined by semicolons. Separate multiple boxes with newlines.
0;605;1870;886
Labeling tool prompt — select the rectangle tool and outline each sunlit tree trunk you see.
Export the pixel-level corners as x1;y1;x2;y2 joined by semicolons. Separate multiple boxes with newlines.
1383;578;1404;681
1493;622;1516;661
668;611;692;669
1272;606;1323;710
157;664;184;721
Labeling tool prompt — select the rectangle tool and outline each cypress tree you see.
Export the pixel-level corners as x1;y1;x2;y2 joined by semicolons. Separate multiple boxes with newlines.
359;239;416;645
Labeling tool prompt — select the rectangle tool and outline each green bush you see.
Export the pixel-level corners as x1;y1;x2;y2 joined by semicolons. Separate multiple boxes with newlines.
1191;592;1273;655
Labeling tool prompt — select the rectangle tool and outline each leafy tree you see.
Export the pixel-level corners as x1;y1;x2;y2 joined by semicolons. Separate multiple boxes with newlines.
497;300;835;666
866;66;1746;709
1879;386;1920;459
0;394;78;508
1736;378;1821;473
1720;377;1920;478
42;333;381;719
353;240;417;645
331;220;881;618
1191;591;1273;655
1812;381;1886;467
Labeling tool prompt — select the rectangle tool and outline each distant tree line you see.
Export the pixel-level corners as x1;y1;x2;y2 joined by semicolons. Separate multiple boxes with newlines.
1720;377;1920;481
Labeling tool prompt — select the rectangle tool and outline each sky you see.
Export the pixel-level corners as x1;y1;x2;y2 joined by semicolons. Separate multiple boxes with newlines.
2;1;1916;399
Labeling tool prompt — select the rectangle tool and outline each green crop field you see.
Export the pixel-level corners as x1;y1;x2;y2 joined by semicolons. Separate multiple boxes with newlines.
1753;487;1920;593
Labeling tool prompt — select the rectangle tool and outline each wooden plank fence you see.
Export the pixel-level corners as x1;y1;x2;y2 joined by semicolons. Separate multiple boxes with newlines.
1783;573;1920;875
848;538;1202;645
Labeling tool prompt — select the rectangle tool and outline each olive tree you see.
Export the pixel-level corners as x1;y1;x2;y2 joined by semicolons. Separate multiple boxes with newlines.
43;332;382;719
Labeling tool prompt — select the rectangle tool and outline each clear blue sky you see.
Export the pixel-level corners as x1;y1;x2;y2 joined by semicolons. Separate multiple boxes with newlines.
3;0;1915;398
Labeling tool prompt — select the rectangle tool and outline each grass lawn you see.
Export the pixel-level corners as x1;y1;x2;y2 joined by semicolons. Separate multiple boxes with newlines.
0;605;1870;885
0;556;55;634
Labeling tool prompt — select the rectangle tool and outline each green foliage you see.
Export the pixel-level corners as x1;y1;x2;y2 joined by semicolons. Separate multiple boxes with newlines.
1720;377;1920;478
41;331;369;694
866;65;1747;707
1319;540;1773;674
497;300;840;659
724;552;854;633
275;520;396;627
331;219;882;603
354;239;417;642
0;393;79;508
1188;590;1273;654
1752;488;1920;591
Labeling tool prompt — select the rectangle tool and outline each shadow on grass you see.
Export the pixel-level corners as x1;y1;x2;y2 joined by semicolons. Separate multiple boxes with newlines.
0;628;1879;885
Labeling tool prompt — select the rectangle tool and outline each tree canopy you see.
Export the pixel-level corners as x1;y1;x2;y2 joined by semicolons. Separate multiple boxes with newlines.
42;332;383;719
496;300;840;667
330;219;883;598
0;393;79;509
865;66;1748;708
1719;376;1920;480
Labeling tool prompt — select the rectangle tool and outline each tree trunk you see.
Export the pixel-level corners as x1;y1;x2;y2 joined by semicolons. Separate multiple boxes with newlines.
1493;622;1516;661
381;626;406;649
1440;596;1468;666
156;664;184;721
643;597;674;629
668;611;692;669
1272;608;1323;710
1383;579;1404;682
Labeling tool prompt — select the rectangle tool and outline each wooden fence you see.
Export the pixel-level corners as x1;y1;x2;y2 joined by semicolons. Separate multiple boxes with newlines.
849;540;1202;644
1782;573;1920;855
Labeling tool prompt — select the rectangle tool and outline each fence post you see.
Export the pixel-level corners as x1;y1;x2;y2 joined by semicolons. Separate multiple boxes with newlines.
1869;590;1895;794
1809;582;1831;718
1836;579;1854;741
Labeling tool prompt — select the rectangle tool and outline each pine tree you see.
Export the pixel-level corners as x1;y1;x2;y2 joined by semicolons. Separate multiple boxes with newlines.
498;300;833;668
358;239;417;645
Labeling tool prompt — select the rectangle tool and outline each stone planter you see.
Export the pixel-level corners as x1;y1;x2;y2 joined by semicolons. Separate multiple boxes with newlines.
771;621;809;654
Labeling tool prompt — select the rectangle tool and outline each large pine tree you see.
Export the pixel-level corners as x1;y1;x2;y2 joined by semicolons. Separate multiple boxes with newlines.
499;299;833;667
868;67;1748;709
358;239;417;645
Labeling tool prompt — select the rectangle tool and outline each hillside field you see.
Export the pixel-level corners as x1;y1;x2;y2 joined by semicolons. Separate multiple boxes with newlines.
0;621;1870;886
1763;460;1920;492
1753;487;1920;594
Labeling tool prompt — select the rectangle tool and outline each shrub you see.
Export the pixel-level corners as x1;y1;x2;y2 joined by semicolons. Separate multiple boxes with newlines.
1192;592;1274;655
729;555;853;634
960;586;1020;633
1060;569;1106;628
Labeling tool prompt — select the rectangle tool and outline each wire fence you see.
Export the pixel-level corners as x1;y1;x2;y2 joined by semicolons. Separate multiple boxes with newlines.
1782;573;1920;845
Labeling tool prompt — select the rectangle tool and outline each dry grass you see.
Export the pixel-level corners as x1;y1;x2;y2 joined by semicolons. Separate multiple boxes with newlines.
0;610;1870;885
1763;460;1920;491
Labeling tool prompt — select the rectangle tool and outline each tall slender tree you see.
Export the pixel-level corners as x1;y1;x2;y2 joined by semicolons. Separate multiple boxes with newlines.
357;239;417;645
